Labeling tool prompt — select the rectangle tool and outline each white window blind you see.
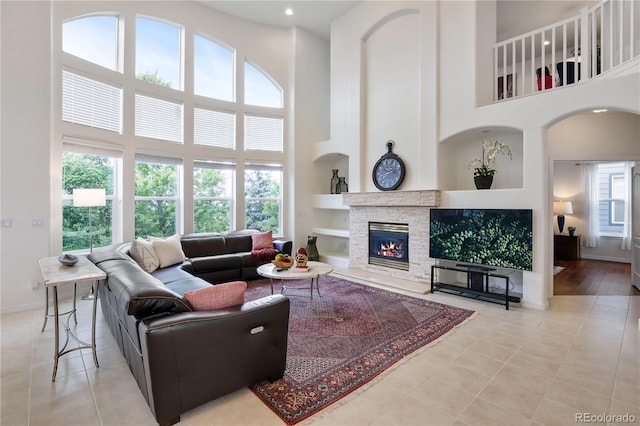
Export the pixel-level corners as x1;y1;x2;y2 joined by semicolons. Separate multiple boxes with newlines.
62;70;122;132
244;115;283;152
135;93;183;143
194;108;235;149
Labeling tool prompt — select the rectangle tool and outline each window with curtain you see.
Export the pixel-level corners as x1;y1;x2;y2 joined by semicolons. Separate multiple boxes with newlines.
244;164;282;234
584;161;634;249
135;154;182;238
62;145;121;252
193;161;235;232
597;162;628;236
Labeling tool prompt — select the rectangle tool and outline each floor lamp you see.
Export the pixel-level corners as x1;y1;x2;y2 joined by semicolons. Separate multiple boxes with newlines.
553;200;573;234
73;188;106;300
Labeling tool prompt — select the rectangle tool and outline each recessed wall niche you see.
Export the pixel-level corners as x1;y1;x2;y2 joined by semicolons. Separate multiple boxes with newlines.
438;128;524;191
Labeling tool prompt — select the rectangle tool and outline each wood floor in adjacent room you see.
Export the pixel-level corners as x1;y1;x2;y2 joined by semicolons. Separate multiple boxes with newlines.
554;259;639;296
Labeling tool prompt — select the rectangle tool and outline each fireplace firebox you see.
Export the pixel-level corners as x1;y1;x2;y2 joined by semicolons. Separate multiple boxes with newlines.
369;222;409;270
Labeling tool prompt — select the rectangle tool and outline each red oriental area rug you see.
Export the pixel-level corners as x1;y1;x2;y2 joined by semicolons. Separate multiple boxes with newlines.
245;276;475;425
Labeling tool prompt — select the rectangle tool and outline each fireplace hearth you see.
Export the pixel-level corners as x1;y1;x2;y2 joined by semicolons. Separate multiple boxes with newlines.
369;222;409;271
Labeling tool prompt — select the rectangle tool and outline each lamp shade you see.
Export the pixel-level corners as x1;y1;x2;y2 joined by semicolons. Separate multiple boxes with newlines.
73;188;106;207
553;201;573;215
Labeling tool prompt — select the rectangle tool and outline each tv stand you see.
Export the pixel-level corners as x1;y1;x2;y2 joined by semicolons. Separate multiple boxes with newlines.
431;264;520;310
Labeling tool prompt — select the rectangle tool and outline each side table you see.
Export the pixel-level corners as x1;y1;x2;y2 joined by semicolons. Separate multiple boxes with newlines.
554;234;580;260
38;255;106;382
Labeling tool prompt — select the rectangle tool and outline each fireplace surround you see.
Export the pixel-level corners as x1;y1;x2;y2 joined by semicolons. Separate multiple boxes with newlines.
343;190;440;288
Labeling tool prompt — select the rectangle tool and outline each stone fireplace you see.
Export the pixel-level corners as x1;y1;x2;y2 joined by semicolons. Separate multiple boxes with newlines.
342;190;440;292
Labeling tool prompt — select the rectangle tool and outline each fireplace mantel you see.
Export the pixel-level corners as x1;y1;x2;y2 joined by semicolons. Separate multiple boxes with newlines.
342;190;440;207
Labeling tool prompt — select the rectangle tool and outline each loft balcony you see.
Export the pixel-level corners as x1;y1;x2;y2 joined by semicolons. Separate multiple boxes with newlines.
494;0;639;102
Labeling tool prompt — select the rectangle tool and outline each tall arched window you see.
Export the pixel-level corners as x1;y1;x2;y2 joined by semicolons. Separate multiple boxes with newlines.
58;7;286;245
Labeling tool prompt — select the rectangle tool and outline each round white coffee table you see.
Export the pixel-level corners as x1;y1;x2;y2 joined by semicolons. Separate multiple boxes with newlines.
257;261;334;301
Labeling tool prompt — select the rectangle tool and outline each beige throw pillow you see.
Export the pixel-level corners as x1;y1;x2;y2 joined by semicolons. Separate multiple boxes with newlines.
130;238;160;273
150;234;186;268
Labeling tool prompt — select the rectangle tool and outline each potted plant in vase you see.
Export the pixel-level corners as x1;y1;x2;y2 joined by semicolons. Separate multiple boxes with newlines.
468;140;512;189
568;226;576;236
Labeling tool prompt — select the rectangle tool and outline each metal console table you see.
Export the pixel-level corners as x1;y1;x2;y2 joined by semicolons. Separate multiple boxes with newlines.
430;264;520;310
38;256;106;381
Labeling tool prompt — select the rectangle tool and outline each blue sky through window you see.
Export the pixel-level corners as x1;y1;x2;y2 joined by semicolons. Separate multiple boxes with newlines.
244;62;282;108
194;35;234;101
135;17;181;89
63;15;117;70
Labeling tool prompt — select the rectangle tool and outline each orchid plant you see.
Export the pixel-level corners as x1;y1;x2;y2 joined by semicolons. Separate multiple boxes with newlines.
468;140;512;177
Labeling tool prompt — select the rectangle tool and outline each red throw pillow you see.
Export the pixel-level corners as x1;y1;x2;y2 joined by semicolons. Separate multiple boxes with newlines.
184;281;247;311
251;231;273;250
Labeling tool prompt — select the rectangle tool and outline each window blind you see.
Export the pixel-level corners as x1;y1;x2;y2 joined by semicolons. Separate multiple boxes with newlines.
135;153;183;165
135;93;183;143
194;107;235;149
244;114;283;152
62;137;123;158
62;70;122;133
194;160;236;170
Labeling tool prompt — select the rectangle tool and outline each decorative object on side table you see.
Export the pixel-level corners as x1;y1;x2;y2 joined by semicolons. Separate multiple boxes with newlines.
57;253;79;266
553;200;573;234
306;235;319;261
336;176;349;194
568;226;576;236
372;140;406;191
295;247;308;268
468;140;512;190
330;169;340;194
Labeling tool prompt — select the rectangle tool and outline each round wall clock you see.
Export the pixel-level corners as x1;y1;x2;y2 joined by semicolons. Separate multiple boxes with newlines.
372;140;405;191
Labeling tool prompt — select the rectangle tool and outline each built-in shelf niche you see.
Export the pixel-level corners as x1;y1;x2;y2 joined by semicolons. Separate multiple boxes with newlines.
438;129;524;191
311;146;351;268
312;151;349;195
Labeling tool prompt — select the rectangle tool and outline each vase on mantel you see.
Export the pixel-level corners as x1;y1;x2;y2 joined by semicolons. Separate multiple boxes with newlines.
336;177;349;194
330;169;339;194
474;175;493;190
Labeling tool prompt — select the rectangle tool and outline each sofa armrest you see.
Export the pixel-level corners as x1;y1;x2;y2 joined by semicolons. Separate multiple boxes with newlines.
138;294;290;425
273;239;292;256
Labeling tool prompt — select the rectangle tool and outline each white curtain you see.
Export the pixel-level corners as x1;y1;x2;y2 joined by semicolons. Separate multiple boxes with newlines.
583;163;600;248
621;161;634;250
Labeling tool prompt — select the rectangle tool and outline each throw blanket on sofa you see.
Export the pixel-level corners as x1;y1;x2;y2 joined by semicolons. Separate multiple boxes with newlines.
251;248;277;265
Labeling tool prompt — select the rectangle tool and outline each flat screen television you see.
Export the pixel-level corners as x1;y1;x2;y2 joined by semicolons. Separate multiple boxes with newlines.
429;209;533;271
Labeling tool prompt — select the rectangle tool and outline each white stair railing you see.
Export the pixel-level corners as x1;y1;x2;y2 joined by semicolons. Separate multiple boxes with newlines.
494;0;639;102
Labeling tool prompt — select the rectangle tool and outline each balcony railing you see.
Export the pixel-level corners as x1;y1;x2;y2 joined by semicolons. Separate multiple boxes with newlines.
494;0;639;101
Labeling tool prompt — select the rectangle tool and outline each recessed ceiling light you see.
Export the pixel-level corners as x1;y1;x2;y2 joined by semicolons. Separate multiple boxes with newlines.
285;8;293;16
593;109;608;113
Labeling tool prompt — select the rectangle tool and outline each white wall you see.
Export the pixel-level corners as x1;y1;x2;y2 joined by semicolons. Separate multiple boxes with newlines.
328;0;640;310
0;1;330;313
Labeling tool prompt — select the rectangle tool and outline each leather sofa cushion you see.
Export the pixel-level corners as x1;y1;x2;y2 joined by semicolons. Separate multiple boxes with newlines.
90;252;192;319
151;265;210;296
225;234;254;253
190;254;242;273
181;234;227;258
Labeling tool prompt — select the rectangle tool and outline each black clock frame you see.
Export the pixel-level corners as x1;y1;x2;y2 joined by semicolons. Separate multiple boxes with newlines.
372;140;405;191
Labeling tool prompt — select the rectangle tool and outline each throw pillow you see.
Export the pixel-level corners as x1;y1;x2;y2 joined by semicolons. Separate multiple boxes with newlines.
150;234;186;268
184;281;247;311
251;230;273;250
129;238;160;273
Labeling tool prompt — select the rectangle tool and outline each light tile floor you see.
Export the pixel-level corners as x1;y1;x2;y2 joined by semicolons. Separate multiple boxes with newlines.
1;284;638;426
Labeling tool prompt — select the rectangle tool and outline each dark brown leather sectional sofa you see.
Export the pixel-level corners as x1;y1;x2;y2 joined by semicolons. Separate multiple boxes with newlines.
88;231;293;426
